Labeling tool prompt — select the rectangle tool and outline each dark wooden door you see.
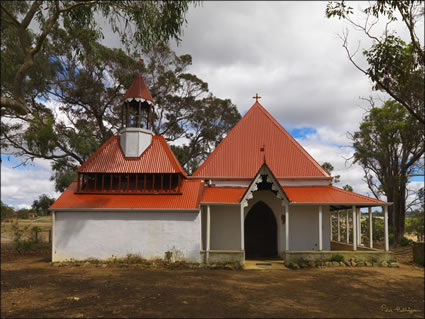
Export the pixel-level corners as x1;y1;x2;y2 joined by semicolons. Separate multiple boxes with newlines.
245;201;277;259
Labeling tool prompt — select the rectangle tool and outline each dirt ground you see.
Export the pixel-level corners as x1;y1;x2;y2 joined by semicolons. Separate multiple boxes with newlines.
1;244;423;318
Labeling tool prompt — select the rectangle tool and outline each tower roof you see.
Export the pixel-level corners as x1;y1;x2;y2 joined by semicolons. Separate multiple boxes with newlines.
192;101;330;179
77;136;186;176
122;72;155;105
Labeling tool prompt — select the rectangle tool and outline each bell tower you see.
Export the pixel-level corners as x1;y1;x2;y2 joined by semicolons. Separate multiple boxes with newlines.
119;71;155;157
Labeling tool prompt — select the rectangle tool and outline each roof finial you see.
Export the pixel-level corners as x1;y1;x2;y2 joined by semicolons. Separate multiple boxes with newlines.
260;144;266;164
253;93;261;102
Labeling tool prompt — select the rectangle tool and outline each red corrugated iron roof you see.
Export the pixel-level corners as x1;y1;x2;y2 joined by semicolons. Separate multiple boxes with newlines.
198;185;384;205
77;136;186;175
50;179;203;210
122;72;154;104
201;187;246;203
192;102;330;178
283;186;385;204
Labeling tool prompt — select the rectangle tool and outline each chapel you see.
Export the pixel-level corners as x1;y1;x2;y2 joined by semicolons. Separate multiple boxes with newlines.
50;72;392;264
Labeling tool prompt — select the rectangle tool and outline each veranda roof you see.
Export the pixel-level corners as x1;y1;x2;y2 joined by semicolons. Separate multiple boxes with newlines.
199;185;386;209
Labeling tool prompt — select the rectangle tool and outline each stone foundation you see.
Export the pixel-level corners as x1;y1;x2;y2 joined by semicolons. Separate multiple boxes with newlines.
200;250;245;264
281;250;393;263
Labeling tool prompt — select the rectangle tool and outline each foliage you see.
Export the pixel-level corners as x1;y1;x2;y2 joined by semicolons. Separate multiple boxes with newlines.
326;0;425;124
342;184;353;192
31;194;55;216
1;41;240;191
351;100;424;242
330;254;344;262
16;209;30;219
361;216;385;242
11;222;41;253
164;246;184;263
399;236;413;247
406;209;424;241
0;0;198;114
321;162;340;184
1;201;14;220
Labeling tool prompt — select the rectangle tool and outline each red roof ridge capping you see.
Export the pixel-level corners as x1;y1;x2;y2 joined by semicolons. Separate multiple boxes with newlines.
77;136;186;175
157;136;187;177
251;102;330;177
122;72;155;104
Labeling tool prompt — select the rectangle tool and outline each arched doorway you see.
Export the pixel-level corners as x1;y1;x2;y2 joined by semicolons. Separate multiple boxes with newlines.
244;201;277;259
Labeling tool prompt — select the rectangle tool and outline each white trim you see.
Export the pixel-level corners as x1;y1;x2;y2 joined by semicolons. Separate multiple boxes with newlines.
239;165;289;206
49;208;199;212
289;202;390;206
318;205;323;251
200;202;240;206
285;204;289;251
189;176;333;180
369;207;373;248
346;211;349;244
52;211;56;262
199;208;203;252
124;97;154;106
352;206;357;251
240;204;245;250
357;208;362;246
384;205;389;251
206;205;211;262
337;212;341;242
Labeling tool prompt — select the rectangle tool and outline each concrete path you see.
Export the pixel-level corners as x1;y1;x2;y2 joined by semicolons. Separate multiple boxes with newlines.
244;259;288;270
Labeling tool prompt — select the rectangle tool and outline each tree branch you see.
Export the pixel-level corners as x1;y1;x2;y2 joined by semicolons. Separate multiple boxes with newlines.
0;96;29;115
0;4;20;26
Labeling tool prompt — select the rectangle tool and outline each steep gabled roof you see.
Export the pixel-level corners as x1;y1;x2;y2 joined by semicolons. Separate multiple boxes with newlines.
192;102;330;178
77;136;186;175
122;72;155;104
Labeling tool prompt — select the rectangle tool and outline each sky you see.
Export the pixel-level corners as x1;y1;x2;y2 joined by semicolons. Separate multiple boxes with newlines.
1;1;424;210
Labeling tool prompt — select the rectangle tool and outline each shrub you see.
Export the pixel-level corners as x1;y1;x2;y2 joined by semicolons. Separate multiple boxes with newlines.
399;236;413;247
370;257;378;263
330;254;344;262
11;223;40;253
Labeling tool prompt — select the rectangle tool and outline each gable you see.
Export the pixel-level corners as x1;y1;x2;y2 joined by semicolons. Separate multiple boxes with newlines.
192;102;329;178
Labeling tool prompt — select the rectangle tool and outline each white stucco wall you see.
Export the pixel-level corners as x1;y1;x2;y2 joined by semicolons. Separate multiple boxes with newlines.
210;205;241;250
53;211;201;262
201;190;332;253
287;205;331;251
245;190;331;252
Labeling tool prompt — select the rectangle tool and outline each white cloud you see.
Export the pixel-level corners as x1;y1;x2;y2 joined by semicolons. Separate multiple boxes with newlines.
1;164;60;209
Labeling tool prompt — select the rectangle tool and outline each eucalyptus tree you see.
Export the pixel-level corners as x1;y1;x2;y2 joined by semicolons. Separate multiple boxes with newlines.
351;100;424;242
1;37;240;191
1;0;197;115
326;1;424;124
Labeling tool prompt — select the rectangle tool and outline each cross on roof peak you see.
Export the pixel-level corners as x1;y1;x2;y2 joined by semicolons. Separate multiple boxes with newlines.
253;93;261;102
